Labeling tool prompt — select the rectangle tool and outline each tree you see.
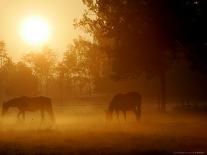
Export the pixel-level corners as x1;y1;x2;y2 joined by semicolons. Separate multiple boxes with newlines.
0;41;11;101
77;0;178;111
60;37;108;96
0;41;9;68
22;46;56;95
172;0;207;75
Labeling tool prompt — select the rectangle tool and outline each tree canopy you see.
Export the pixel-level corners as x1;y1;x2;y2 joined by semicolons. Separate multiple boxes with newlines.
78;0;178;79
76;0;207;110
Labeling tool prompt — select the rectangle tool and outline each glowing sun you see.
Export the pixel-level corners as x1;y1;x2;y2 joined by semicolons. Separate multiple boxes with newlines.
20;16;51;45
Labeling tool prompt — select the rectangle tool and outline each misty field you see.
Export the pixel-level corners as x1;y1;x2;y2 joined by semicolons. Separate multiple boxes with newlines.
0;100;207;155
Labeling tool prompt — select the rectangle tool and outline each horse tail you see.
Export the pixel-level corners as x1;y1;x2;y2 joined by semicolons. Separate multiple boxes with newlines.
50;105;55;122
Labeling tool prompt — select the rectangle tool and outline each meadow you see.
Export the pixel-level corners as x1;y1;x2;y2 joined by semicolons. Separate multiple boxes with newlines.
0;99;207;154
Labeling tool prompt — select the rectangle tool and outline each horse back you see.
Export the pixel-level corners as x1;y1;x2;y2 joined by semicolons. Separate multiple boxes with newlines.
109;92;141;111
29;96;52;109
125;92;141;105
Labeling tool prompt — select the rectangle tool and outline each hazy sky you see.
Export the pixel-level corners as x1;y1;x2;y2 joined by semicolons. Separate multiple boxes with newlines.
0;0;85;60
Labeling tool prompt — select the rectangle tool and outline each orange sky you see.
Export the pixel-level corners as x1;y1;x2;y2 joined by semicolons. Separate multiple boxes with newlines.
0;0;85;60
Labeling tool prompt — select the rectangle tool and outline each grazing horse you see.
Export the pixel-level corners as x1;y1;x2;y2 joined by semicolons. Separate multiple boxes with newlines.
2;96;54;122
107;92;142;121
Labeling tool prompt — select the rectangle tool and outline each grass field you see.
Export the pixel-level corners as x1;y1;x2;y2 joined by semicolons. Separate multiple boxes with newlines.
0;101;207;154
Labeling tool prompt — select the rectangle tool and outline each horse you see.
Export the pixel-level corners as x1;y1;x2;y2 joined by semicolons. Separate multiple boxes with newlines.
106;92;142;121
2;96;54;122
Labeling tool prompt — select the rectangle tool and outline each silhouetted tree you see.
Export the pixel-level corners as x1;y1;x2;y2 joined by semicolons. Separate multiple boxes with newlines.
77;0;178;111
61;37;108;96
0;41;11;100
171;0;207;75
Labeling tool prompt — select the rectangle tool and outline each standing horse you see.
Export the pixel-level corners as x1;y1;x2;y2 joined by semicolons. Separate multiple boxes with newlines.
107;92;142;121
2;96;54;122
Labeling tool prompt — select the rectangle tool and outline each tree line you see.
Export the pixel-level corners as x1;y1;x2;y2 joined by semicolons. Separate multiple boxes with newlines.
0;38;109;102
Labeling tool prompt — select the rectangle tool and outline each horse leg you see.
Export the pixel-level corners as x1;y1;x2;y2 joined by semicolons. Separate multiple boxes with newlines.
22;111;25;121
122;111;126;120
115;110;119;120
41;110;45;122
47;108;55;122
17;111;22;120
17;111;25;121
134;109;140;121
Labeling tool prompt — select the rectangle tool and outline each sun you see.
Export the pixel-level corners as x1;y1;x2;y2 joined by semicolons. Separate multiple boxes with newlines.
20;16;51;46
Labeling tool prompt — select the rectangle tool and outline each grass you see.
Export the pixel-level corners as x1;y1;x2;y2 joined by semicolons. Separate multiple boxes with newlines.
0;102;207;154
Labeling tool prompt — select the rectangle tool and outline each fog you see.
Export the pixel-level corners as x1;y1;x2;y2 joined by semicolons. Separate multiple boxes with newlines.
0;99;206;154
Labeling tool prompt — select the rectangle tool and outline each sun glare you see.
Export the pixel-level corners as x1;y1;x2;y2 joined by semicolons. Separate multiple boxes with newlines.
20;16;51;46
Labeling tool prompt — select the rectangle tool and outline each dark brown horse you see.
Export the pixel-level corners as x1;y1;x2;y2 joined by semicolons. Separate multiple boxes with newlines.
107;92;142;121
2;96;54;121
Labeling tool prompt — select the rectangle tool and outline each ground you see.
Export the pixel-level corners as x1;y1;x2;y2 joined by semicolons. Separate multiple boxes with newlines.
0;100;207;155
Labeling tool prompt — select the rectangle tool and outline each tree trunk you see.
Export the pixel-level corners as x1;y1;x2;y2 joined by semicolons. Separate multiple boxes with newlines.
59;74;64;104
160;71;166;112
